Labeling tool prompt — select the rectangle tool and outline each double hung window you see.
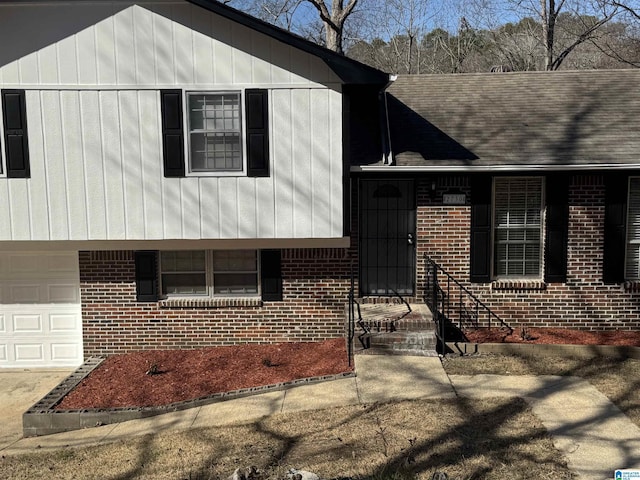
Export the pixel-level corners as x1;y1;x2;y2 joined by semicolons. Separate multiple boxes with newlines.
161;88;269;178
160;250;259;297
493;177;544;278
625;177;640;279
188;92;242;173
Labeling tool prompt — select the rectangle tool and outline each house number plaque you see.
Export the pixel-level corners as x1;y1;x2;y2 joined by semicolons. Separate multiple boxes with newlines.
443;193;466;205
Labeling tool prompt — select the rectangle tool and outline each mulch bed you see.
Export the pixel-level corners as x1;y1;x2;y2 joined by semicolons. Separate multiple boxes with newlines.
464;327;640;346
56;338;351;410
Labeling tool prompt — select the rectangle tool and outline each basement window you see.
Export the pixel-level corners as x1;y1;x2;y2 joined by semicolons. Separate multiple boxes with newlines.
160;250;258;297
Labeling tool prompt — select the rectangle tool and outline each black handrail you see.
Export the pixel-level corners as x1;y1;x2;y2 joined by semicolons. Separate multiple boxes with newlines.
424;254;512;353
347;262;356;366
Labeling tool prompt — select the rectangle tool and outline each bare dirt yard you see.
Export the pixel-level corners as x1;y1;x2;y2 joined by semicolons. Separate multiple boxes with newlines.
3;397;575;480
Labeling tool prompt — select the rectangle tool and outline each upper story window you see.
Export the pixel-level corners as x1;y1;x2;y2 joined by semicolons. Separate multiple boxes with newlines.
161;89;269;178
493;177;544;278
188;92;242;173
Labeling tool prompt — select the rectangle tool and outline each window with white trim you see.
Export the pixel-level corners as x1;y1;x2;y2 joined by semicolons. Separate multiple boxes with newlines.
625;177;640;279
160;250;259;297
187;92;242;173
493;177;544;277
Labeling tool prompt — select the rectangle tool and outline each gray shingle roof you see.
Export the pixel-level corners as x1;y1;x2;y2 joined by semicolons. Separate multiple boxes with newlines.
380;70;640;170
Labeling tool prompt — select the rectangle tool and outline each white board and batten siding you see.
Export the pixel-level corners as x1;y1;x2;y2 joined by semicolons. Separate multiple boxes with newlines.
0;1;345;243
0;252;83;368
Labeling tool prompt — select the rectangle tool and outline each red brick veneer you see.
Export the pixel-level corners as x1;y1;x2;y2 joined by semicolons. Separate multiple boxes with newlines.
416;174;640;331
80;249;352;356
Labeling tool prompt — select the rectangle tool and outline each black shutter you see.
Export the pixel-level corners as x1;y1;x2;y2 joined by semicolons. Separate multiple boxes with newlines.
160;90;185;177
470;175;492;282
2;90;30;178
544;175;569;283
245;89;269;177
260;249;282;301
603;174;628;284
135;251;159;302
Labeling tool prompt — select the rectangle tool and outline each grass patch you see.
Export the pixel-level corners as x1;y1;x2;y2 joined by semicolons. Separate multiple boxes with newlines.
0;398;575;480
442;354;640;427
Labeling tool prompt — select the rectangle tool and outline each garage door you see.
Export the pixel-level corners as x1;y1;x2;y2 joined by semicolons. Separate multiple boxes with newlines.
0;252;83;368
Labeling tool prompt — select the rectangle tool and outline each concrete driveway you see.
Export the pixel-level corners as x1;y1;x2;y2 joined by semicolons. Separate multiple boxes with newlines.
0;369;73;450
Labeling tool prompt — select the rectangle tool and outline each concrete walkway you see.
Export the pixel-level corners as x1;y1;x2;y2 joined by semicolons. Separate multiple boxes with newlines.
0;369;74;450
2;356;640;479
450;374;640;480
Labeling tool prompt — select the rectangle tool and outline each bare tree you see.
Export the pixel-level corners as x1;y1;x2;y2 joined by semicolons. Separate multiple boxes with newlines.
431;17;487;72
506;0;620;69
488;17;543;70
378;0;438;73
258;0;306;30
306;0;360;52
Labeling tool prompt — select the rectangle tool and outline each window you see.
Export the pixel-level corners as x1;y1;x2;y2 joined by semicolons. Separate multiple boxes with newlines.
188;92;242;173
160;250;207;295
160;250;259;297
626;177;640;279
493;177;544;277
161;89;269;178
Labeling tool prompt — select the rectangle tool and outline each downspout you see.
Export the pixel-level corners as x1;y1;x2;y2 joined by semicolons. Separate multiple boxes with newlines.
380;75;397;165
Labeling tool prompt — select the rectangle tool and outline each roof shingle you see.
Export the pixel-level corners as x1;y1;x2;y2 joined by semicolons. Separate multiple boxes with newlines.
381;70;640;170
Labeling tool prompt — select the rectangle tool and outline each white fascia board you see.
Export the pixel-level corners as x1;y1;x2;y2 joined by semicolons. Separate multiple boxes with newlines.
351;163;640;173
0;237;352;251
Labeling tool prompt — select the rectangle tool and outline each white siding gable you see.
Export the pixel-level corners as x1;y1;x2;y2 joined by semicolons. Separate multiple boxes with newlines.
0;2;345;244
0;3;341;88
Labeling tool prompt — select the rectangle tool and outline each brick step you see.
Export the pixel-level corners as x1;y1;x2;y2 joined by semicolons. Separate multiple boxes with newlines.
359;317;434;333
350;302;436;356
357;305;433;332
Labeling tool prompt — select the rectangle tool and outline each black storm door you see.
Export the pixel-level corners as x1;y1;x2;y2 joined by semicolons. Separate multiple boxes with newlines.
359;179;416;296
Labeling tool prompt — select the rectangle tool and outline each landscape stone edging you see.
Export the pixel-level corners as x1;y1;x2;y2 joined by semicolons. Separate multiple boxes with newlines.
23;361;356;437
447;341;640;359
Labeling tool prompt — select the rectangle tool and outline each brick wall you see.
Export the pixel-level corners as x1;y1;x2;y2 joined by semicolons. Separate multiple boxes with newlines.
416;174;640;330
80;248;352;356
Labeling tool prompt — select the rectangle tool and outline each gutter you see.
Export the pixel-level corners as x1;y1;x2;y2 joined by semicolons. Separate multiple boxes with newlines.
351;163;640;173
380;75;397;165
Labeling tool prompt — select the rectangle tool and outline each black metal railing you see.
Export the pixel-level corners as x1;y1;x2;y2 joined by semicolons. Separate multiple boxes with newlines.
347;263;369;364
348;263;374;361
347;265;356;366
424;254;512;353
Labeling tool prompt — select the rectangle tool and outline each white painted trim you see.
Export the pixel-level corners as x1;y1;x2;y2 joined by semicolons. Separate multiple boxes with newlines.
351;164;640;173
184;89;247;177
0;95;4;177
0;84;341;91
0;1;182;5
0;237;351;251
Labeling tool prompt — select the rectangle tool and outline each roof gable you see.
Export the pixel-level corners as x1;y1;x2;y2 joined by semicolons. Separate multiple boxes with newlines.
0;0;387;87
187;0;388;85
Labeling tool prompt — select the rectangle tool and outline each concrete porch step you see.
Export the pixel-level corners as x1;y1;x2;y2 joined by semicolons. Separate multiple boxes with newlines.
358;328;438;353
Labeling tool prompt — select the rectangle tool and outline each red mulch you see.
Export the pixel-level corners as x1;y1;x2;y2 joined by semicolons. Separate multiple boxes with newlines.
56;339;351;410
464;327;640;346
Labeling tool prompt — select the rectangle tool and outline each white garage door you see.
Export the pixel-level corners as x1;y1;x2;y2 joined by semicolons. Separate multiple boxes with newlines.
0;252;83;368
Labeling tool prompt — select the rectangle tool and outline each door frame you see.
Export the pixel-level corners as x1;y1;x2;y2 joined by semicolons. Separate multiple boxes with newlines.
358;178;417;297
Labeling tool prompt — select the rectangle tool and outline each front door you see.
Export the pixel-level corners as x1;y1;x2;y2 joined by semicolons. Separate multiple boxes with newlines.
359;179;416;296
